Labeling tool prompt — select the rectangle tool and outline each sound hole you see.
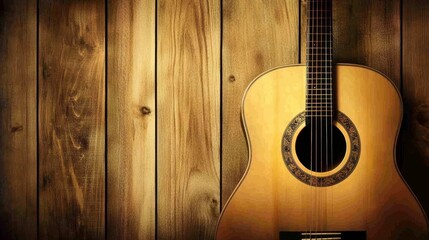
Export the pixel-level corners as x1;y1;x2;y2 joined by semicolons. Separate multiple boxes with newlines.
295;122;346;172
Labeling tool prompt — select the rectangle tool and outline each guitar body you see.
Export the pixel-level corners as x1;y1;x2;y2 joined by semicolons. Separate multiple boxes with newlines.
216;64;428;240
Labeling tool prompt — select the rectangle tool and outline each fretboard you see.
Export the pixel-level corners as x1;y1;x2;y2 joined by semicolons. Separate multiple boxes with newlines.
306;0;333;122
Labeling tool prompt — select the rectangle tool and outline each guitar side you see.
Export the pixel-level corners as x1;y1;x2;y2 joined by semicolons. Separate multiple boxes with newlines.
216;64;428;240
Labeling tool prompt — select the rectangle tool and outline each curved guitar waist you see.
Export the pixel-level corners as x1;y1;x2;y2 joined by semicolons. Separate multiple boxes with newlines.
216;64;429;240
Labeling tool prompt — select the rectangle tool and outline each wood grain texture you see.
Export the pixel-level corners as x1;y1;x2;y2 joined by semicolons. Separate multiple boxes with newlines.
39;0;105;238
0;0;37;239
301;0;401;86
222;0;300;207
157;0;220;239
402;0;429;217
107;0;155;239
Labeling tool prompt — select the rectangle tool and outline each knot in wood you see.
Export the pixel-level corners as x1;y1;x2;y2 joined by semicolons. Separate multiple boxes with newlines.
11;125;23;132
140;106;151;115
228;75;236;82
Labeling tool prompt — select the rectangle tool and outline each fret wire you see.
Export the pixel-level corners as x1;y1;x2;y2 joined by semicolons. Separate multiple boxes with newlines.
306;59;332;62
307;47;333;49
305;104;334;108
305;106;333;108
305;110;333;112
306;106;333;108
307;53;333;55
306;72;332;73
306;83;333;84
307;66;332;68
306;110;333;111
306;111;333;112
306;103;334;104
307;0;333;111
306;76;332;78
307;102;332;106
306;112;334;114
306;81;333;82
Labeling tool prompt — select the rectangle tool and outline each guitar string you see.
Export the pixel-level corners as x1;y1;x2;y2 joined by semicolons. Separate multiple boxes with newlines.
307;0;315;239
325;0;328;233
320;0;329;230
316;0;320;236
308;0;313;237
329;0;334;233
314;0;320;236
313;1;320;236
324;0;328;233
316;0;320;232
314;0;318;236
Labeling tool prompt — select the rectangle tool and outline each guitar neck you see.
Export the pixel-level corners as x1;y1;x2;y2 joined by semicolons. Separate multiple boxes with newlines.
306;0;334;121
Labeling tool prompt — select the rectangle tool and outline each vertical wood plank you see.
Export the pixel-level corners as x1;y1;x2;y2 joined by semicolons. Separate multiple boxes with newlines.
39;0;105;238
107;0;155;239
157;0;220;238
222;0;300;206
301;0;401;86
402;0;429;216
0;0;37;239
335;0;401;86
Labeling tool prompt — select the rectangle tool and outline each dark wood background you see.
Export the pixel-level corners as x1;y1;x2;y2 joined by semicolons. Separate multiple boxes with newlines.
0;0;428;239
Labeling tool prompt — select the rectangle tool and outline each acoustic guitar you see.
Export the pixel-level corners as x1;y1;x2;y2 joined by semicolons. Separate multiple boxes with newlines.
216;0;429;239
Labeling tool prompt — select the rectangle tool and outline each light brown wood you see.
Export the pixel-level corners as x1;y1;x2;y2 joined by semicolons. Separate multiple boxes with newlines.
222;0;300;207
402;0;429;218
0;0;37;238
107;0;155;239
157;0;220;239
39;0;105;238
217;65;428;240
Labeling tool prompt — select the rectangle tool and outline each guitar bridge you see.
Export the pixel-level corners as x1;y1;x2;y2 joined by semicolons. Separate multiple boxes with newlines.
279;231;366;240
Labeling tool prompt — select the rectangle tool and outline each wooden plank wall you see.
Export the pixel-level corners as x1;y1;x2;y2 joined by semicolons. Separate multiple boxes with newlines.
157;0;220;239
0;0;428;239
0;0;37;239
107;0;155;239
402;0;429;215
38;0;106;238
222;0;299;206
